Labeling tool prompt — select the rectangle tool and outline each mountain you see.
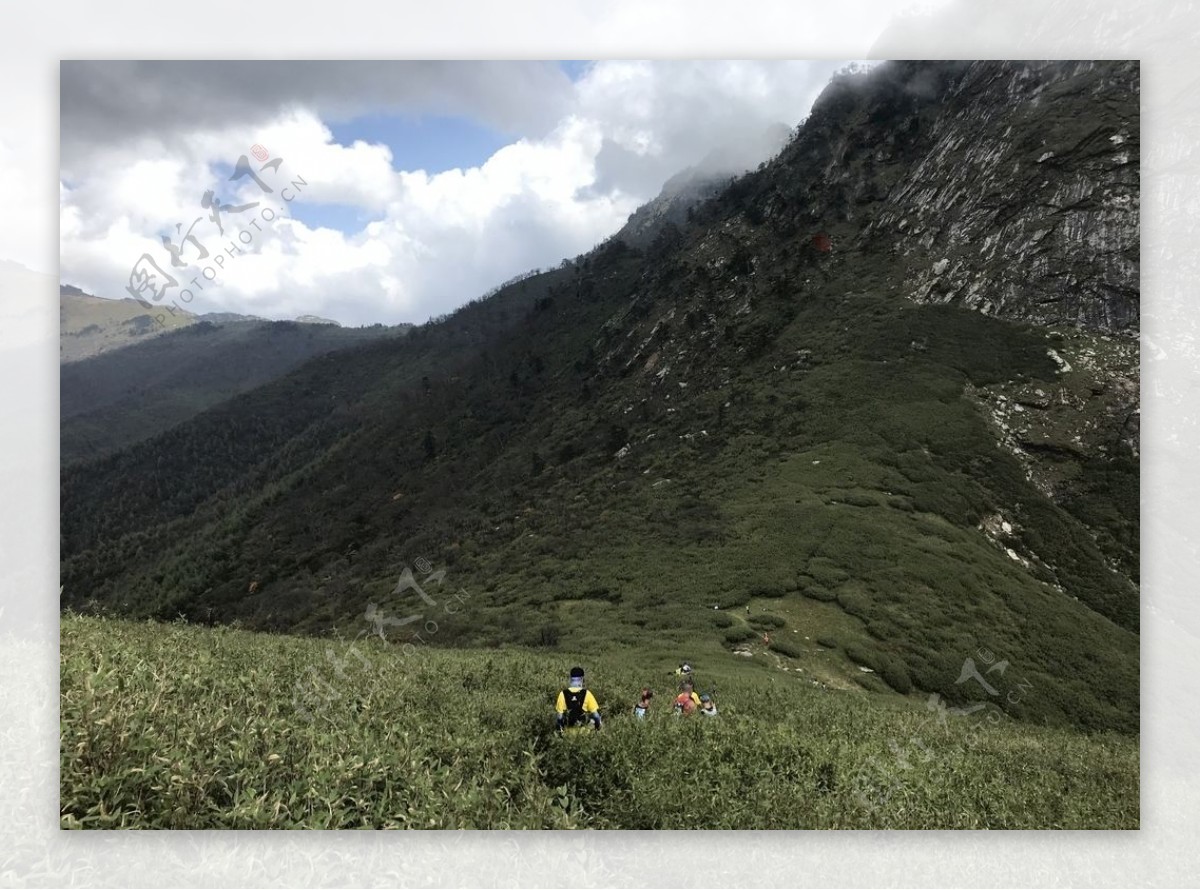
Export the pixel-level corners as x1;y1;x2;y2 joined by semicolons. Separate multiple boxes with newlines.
614;167;729;249
62;287;357;365
60;61;1139;735
60;286;197;362
616;123;793;249
61;318;409;464
200;311;266;324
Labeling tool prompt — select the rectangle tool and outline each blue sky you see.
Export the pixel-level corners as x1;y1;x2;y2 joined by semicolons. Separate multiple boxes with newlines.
281;61;588;234
559;60;593;81
292;113;514;232
327;113;515;177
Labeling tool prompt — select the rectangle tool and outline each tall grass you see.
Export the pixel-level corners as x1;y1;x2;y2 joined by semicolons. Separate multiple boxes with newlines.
60;615;1137;829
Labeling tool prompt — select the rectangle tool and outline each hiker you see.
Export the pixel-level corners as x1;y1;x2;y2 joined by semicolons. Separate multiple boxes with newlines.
555;666;602;733
633;688;653;720
673;682;701;716
699;693;718;717
675;662;694;686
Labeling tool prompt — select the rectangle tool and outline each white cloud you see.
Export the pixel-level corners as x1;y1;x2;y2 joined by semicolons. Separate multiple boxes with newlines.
59;61;848;326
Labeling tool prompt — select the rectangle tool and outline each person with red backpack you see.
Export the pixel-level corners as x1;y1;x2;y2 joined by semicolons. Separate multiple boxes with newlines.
555;666;602;733
673;682;701;716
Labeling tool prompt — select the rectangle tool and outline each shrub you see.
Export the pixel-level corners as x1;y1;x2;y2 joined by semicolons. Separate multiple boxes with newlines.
841;493;878;508
805;558;849;587
711;611;734;628
797;579;836;602
835;585;872;618
748;613;786;630
880;658;914;694
749;583;788;599
581;585;621;603
720;588;753;608
723;626;756;645
844;644;882;672
815;635;839;649
768;639;803;659
853;672;890;694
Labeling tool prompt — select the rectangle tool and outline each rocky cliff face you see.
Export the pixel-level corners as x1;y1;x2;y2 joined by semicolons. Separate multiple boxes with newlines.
854;62;1139;574
864;61;1139;333
733;61;1137;335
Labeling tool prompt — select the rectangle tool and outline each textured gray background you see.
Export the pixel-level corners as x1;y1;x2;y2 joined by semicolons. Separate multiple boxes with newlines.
1;0;1195;885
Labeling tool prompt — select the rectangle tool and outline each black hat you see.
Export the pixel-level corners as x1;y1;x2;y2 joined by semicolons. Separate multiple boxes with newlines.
570;666;585;679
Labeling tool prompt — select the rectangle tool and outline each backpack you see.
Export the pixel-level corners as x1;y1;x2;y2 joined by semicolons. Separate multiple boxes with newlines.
674;691;697;715
563;687;589;726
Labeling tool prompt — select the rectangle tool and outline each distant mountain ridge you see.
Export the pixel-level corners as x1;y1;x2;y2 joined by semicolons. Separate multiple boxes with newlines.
61;316;408;464
60;287;197;362
61;287;354;362
200;311;266;324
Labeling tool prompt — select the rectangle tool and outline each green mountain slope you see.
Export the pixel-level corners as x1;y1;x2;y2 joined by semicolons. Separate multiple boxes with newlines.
60;287;197;362
60;615;1138;829
61;318;407;464
60;61;1139;735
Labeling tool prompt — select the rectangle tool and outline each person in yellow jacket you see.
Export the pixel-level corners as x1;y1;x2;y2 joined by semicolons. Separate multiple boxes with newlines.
556;666;602;732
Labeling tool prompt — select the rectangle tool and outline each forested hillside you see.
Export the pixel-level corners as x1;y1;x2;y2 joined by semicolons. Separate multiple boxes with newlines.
61;318;406;463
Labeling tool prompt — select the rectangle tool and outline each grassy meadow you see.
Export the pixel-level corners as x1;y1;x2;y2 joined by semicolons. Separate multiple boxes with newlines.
60;614;1138;829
